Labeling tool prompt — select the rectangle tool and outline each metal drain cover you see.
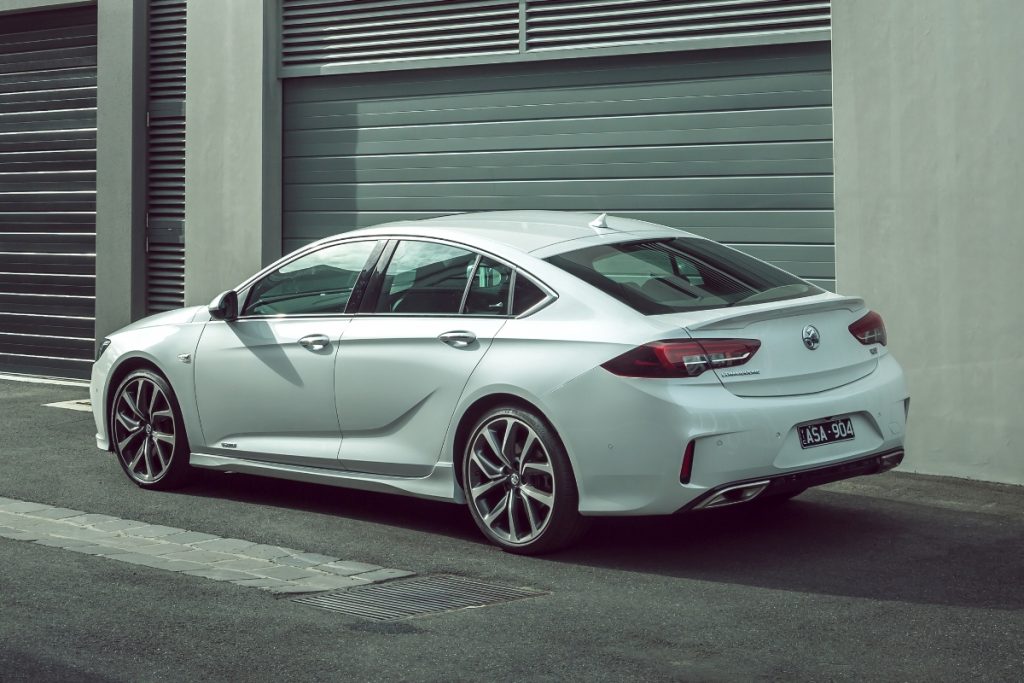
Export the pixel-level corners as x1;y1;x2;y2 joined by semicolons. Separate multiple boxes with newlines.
292;574;546;621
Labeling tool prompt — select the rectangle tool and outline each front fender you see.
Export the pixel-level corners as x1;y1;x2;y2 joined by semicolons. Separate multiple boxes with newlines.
91;321;207;453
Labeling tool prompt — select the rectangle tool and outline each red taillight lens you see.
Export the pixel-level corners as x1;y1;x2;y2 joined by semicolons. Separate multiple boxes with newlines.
849;310;887;346
602;339;761;378
680;440;695;484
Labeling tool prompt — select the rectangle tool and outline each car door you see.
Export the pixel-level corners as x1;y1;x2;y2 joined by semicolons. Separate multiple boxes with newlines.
193;239;382;467
335;240;510;476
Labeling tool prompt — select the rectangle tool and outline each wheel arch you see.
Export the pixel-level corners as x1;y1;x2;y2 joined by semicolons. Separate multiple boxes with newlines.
451;392;575;492
104;355;185;448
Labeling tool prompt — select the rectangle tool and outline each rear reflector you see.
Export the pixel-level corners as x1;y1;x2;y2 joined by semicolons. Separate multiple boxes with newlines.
680;440;695;484
849;310;887;346
602;339;760;378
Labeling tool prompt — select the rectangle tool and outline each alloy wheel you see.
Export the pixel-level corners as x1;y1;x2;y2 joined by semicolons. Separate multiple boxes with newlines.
467;416;556;545
112;377;177;483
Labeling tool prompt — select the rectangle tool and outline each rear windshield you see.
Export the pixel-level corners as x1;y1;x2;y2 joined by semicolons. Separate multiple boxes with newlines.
546;238;822;315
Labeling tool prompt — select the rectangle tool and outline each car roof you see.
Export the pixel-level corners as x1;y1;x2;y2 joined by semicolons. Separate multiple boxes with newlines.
328;211;695;255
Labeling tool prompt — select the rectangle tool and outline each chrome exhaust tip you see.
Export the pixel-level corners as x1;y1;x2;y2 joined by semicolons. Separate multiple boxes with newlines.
695;480;771;510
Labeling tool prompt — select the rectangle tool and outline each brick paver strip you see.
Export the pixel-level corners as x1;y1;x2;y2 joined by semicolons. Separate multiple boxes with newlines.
162;531;219;544
254;566;322;581
238;544;295;560
64;514;122;526
192;538;255;553
90;520;144;532
0;502;52;513
317;561;383;576
351;568;416;582
288;552;339;565
129;524;186;538
0;497;414;595
32;507;86;520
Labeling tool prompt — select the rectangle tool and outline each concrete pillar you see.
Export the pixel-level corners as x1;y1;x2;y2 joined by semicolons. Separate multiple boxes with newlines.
184;0;281;305
94;0;148;344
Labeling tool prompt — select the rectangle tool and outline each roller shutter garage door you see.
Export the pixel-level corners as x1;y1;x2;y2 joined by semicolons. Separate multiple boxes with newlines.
283;42;834;289
0;7;97;379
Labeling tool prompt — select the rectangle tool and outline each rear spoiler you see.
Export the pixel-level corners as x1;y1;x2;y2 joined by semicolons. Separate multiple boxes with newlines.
686;296;866;332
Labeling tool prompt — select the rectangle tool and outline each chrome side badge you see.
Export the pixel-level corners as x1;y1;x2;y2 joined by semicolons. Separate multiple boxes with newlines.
177;353;192;364
802;325;820;350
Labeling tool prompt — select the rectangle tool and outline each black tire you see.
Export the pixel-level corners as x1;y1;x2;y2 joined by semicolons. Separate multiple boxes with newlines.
110;369;193;491
463;405;590;555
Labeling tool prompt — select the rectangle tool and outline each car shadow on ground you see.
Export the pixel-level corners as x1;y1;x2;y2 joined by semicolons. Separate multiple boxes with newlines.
556;489;1024;611
179;469;480;541
178;470;1023;611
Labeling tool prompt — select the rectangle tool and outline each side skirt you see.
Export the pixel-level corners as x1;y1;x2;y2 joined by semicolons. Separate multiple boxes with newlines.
189;452;463;504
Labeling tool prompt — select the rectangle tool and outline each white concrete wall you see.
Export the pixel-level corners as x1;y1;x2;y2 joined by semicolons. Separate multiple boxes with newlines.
833;0;1024;484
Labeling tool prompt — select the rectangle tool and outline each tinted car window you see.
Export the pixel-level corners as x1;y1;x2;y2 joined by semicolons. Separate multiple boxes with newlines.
377;241;475;314
243;240;378;316
547;238;821;315
464;258;512;315
511;274;546;315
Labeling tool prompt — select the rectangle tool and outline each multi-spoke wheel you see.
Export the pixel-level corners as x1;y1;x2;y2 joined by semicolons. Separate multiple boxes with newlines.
111;369;192;490
464;406;589;554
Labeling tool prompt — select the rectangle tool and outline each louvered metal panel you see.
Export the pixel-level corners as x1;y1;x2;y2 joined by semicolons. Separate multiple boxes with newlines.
146;0;186;314
144;242;184;312
280;0;830;76
525;0;831;52
282;0;520;70
0;7;97;379
282;44;835;288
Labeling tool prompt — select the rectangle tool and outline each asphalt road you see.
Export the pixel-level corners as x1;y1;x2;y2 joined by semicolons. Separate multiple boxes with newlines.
1;377;1022;682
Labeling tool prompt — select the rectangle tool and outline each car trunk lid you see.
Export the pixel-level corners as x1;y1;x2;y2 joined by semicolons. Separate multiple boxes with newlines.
653;295;880;397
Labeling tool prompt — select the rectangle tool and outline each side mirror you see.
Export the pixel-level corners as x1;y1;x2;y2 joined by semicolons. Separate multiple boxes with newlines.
208;290;238;321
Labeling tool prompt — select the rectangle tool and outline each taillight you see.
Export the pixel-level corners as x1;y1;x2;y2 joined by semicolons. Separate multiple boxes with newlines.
601;339;760;378
849;310;887;346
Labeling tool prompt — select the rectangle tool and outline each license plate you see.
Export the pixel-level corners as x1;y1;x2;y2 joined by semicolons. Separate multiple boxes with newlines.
798;417;855;449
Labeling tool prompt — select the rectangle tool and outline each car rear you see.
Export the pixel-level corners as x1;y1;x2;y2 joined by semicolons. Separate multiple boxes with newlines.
539;234;909;515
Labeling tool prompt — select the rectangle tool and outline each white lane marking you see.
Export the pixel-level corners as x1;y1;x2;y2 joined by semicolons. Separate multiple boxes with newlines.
0;373;89;388
45;399;93;412
0;496;414;594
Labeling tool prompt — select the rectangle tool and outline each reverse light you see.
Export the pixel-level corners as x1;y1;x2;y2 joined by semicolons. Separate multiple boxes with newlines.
601;339;761;378
849;311;887;346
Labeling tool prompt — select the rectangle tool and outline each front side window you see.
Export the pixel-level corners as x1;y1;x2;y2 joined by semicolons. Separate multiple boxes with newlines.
242;240;378;316
547;238;820;315
376;241;476;314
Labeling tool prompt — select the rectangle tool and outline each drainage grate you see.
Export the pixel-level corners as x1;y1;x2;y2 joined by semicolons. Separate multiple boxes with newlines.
292;574;546;621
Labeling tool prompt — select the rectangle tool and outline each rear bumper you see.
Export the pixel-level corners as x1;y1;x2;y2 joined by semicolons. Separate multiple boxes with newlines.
546;353;908;516
680;447;905;512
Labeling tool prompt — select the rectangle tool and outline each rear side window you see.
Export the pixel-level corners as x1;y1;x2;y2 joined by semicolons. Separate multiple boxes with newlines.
376;241;475;314
464;258;512;315
546;238;821;315
511;274;546;315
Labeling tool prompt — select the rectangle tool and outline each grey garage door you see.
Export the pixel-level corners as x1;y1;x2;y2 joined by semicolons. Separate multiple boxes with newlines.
283;43;834;289
0;7;97;379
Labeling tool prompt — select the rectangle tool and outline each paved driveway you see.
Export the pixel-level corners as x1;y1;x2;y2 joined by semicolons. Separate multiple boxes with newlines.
1;378;1022;682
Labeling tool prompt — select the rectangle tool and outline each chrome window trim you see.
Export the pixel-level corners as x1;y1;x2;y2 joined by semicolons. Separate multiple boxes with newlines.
236;238;384;320
234;234;558;321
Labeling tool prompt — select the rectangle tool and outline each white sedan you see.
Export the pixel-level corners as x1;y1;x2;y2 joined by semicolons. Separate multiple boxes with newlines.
91;211;908;554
